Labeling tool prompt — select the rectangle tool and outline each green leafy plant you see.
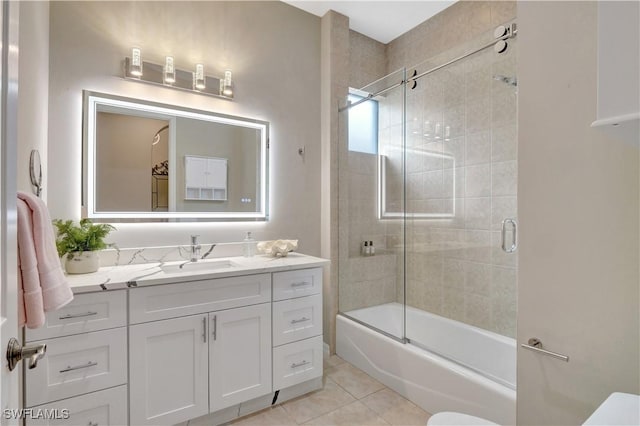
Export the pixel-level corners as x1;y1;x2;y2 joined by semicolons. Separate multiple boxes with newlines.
53;218;115;258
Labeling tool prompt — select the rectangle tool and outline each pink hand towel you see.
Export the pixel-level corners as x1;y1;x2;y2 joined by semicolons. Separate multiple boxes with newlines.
17;191;73;328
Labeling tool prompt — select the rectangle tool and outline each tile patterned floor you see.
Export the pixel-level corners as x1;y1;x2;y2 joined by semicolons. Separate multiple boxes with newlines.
229;355;431;426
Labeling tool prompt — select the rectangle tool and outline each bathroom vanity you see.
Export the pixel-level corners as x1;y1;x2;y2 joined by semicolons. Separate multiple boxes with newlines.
22;253;327;426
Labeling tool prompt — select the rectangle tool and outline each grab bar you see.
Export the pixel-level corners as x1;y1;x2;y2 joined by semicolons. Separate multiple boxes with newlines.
521;338;569;362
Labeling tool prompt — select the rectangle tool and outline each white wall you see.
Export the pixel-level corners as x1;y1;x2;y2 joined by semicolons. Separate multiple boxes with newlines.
48;1;321;253
17;1;49;199
517;1;639;424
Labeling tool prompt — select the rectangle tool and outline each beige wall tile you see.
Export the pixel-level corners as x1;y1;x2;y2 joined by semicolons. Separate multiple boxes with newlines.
466;131;491;165
492;124;517;162
465;197;492;230
466;261;492;296
491;196;517;231
492;160;517;196
465;164;491;197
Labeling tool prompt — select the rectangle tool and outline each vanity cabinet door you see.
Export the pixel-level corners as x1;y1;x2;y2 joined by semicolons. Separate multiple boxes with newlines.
209;303;272;412
130;314;209;426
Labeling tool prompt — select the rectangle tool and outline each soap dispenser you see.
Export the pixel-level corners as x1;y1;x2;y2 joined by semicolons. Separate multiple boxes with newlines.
243;232;255;257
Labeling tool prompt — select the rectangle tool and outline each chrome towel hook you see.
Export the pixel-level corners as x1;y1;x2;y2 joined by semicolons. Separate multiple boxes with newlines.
29;149;42;197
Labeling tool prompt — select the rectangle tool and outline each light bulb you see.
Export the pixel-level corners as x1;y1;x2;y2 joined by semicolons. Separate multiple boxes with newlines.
164;56;175;84
130;47;142;77
194;64;205;90
222;70;233;96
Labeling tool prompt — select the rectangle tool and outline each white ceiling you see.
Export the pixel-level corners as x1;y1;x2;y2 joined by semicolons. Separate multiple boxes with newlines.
283;1;456;44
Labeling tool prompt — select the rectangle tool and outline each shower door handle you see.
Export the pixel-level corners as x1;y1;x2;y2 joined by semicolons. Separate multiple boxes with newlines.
501;218;517;253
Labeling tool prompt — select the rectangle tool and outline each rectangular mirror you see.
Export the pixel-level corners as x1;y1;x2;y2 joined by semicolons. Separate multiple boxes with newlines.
83;91;269;221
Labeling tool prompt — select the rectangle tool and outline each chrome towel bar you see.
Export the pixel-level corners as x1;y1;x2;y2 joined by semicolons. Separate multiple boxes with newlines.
521;338;569;362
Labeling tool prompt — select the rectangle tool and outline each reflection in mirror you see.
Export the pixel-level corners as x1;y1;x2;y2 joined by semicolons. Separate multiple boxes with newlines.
151;125;169;211
83;91;269;221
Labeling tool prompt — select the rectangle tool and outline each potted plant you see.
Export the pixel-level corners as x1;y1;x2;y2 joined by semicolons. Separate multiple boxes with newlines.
53;218;115;274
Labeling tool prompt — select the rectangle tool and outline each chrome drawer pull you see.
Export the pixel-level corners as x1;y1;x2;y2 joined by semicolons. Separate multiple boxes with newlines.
291;317;310;324
291;360;310;369
202;316;207;343
521;338;569;362
212;315;217;341
59;361;98;373
59;311;98;320
291;281;310;288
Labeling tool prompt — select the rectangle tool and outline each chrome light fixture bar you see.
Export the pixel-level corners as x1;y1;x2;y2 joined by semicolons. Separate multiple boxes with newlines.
124;56;234;100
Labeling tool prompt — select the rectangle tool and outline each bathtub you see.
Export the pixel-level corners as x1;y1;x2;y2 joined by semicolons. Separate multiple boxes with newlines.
337;303;516;425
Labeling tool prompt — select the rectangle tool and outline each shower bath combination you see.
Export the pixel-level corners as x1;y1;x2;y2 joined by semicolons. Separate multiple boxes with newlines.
336;21;519;425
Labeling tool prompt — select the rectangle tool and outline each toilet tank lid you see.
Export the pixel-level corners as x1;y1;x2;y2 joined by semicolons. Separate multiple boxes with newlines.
583;392;639;426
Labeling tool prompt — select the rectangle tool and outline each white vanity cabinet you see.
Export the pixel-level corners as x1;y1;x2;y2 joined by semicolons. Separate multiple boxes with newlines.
128;273;273;426
209;303;272;411
23;290;128;426
25;256;327;426
129;314;209;425
272;268;324;390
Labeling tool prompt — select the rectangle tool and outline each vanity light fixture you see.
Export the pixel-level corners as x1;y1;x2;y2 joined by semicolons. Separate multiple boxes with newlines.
123;50;234;101
164;56;175;84
130;47;143;77
194;64;206;90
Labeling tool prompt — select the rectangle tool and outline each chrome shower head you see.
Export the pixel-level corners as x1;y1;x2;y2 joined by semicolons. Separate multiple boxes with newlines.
493;75;518;87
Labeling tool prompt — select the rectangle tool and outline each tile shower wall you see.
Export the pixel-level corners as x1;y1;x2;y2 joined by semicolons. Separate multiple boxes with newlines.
338;32;395;314
387;8;517;336
400;38;518;337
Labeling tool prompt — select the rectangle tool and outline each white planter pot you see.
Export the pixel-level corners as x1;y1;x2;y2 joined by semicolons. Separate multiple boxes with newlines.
65;251;100;274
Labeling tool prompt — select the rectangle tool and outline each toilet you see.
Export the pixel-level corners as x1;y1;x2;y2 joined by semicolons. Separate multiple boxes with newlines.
427;412;499;426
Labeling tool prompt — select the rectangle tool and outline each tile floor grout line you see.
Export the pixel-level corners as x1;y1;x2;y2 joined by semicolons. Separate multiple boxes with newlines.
290;376;358;425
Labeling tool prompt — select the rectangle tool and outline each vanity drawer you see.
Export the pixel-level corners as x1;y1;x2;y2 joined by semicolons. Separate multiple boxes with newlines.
26;385;127;426
25;328;127;407
273;335;323;390
273;294;322;346
129;273;271;324
272;268;322;301
25;290;126;342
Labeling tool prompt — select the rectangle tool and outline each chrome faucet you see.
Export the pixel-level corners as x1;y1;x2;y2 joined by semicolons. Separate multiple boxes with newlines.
190;235;201;262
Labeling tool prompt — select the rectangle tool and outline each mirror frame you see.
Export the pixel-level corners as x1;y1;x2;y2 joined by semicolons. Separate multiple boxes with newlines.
82;91;269;222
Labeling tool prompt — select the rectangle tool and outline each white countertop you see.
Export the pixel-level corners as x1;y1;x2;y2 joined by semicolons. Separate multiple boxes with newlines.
65;253;329;294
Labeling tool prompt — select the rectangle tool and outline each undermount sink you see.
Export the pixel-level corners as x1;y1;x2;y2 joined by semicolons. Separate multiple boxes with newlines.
160;259;238;274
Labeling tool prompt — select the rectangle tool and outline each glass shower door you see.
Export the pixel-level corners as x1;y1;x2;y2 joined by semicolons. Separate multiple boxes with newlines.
337;69;407;342
403;31;518;386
